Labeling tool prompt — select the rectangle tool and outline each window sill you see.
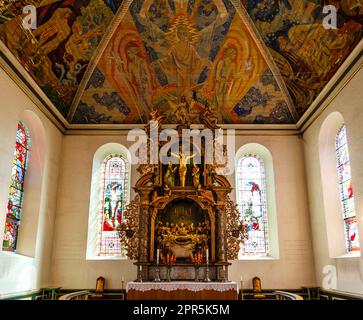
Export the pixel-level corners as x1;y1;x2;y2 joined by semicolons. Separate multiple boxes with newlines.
0;289;39;300
0;251;34;260
334;251;361;259
86;255;129;261
237;255;279;261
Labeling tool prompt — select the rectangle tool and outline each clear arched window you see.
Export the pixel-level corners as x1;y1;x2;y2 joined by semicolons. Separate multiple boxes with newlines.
2;121;31;252
97;154;129;256
236;155;269;256
335;125;360;252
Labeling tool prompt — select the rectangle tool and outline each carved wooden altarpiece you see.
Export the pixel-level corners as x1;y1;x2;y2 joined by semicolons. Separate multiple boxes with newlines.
119;102;246;281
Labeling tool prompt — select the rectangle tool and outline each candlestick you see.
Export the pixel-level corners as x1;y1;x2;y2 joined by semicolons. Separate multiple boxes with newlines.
221;265;227;282
154;266;161;282
154;250;161;282
206;249;209;264
204;267;211;282
224;265;230;282
240;276;244;300
219;265;224;282
136;265;143;282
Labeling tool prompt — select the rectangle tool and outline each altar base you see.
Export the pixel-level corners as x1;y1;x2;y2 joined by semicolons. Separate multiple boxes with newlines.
126;282;238;300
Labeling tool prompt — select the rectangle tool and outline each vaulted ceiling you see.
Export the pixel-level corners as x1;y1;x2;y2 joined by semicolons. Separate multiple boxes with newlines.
1;0;362;126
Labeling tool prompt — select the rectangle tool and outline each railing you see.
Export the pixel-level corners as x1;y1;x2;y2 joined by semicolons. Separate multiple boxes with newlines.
0;289;43;300
319;289;363;300
59;291;90;300
239;288;308;300
274;291;304;300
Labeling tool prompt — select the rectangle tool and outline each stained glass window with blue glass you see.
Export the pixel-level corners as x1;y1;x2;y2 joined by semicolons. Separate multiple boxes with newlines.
97;155;129;256
2;121;31;252
236;155;269;256
336;125;360;252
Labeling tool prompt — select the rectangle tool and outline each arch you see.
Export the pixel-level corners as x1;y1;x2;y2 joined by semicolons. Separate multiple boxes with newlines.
86;143;131;259
2;110;46;256
319;112;361;257
235;143;279;259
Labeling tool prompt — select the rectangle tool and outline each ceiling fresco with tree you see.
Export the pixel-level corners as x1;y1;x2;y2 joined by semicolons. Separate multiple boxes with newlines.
0;0;362;125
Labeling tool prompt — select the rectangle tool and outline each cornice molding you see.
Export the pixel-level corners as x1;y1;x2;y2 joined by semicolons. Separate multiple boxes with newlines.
65;127;299;136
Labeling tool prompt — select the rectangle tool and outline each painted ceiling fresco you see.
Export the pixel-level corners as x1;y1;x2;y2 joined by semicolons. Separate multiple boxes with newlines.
0;0;362;125
0;0;123;117
242;0;363;116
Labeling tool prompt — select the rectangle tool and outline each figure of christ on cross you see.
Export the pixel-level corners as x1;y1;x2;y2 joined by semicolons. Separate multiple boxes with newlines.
171;151;196;187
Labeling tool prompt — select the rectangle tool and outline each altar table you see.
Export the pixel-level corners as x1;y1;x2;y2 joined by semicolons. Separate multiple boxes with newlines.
126;282;238;300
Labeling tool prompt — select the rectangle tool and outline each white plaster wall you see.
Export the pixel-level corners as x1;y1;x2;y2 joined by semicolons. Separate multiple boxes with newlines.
0;68;63;295
50;133;315;290
228;135;316;289
49;136;138;289
303;65;363;294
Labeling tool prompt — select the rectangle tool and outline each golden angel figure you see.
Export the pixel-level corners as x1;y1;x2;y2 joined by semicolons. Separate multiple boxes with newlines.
192;163;200;188
164;161;177;187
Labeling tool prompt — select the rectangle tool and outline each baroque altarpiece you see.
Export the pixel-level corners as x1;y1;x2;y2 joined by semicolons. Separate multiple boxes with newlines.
119;102;246;281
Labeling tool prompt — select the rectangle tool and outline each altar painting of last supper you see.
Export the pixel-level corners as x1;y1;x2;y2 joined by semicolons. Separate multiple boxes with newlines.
155;199;211;261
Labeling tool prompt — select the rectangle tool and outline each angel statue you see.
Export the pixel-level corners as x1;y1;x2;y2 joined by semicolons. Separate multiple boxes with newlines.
171;151;196;187
191;163;200;188
149;108;166;131
164;161;177;187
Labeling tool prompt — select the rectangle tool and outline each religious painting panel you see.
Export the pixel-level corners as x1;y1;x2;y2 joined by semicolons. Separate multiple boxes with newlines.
155;199;211;261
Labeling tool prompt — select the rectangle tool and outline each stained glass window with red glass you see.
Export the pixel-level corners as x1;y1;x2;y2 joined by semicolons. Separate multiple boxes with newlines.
97;155;129;256
2;121;31;252
236;155;269;256
336;125;360;252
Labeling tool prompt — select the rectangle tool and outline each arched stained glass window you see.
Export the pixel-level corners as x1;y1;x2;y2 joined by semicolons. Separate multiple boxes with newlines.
236;155;269;256
97;155;129;256
335;125;360;252
2;121;31;252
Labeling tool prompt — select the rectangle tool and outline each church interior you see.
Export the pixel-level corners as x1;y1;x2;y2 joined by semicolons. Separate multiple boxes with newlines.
0;0;362;301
